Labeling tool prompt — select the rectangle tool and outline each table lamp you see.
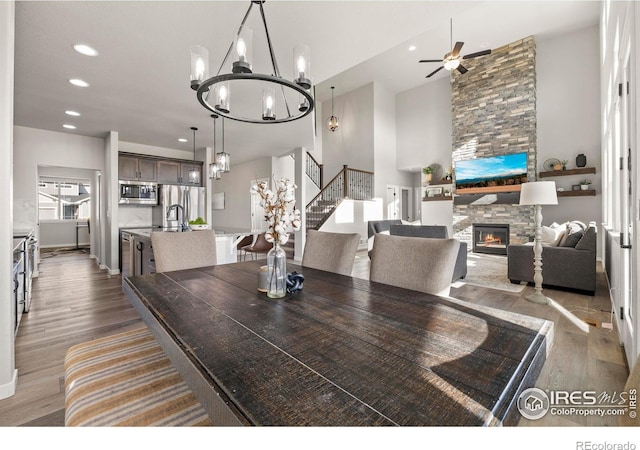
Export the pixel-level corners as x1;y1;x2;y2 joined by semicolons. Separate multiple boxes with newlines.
519;181;558;304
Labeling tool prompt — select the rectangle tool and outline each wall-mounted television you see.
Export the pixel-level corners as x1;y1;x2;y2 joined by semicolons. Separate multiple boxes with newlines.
455;152;528;194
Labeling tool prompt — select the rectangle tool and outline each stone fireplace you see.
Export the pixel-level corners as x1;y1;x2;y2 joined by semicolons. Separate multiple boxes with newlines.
451;36;537;248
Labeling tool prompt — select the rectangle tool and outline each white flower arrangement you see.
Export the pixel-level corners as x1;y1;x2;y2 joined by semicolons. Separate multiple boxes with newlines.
251;177;301;246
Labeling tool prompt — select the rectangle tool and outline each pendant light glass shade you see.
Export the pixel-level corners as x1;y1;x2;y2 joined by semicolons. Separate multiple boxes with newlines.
262;87;276;121
208;162;221;180
188;127;200;184
293;44;311;89
215;82;230;114
232;26;253;73
190;46;209;90
327;86;339;132
216;118;230;173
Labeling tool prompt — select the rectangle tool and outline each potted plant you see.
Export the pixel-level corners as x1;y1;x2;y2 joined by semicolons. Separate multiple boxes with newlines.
422;166;433;184
561;160;568;170
580;179;591;190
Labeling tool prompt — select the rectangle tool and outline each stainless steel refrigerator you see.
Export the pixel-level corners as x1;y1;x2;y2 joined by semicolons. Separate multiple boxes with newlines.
153;184;206;229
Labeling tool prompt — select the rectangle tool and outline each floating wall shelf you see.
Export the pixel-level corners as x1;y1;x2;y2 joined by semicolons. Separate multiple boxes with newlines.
539;167;596;178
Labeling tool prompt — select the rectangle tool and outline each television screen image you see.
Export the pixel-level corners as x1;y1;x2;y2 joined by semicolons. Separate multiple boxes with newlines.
455;152;528;193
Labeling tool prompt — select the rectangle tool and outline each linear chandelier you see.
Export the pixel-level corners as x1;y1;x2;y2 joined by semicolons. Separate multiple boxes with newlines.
190;0;314;124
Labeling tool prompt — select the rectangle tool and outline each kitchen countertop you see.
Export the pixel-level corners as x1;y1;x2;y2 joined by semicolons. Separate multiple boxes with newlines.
121;227;253;238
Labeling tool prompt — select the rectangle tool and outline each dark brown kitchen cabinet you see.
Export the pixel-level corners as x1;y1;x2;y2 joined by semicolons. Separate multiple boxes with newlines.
119;155;157;182
157;160;202;186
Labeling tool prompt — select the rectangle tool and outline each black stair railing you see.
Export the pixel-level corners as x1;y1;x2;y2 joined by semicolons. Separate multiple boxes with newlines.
306;152;323;189
305;165;374;230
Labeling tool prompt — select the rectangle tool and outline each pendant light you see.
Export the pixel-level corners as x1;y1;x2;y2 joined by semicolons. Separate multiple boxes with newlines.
215;117;230;173
208;115;221;180
327;86;339;132
188;127;200;184
190;0;314;124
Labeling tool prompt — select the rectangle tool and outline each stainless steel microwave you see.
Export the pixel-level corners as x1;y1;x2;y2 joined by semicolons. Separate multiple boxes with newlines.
118;181;158;205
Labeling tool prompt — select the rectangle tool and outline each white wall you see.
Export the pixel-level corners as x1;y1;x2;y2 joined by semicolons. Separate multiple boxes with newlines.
209;157;272;230
396;76;452;173
373;82;414;205
13;126;105;230
321;83;375;180
537;25;602;253
119;140;193;160
0;0;16;400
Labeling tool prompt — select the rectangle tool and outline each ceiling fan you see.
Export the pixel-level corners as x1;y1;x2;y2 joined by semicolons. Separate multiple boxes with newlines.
419;19;492;78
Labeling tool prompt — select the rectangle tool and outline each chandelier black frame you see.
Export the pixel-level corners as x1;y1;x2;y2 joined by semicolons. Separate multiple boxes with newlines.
192;0;314;124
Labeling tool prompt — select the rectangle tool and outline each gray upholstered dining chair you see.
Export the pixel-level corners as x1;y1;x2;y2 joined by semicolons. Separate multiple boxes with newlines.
369;233;460;297
151;230;216;272
301;229;361;276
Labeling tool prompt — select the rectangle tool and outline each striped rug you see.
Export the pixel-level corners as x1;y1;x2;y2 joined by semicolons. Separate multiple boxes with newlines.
64;327;213;426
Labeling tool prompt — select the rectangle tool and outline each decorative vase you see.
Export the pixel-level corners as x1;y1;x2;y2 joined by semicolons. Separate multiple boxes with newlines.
581;184;589;190
267;244;287;298
424;173;432;184
576;154;587;167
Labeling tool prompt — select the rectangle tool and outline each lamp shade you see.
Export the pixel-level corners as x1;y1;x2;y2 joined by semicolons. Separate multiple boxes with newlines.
519;181;558;206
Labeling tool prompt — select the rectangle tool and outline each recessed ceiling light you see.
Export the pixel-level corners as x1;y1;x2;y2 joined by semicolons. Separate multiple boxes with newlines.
65;110;81;116
69;78;89;87
73;44;99;57
63;124;77;129
408;45;417;52
178;138;188;143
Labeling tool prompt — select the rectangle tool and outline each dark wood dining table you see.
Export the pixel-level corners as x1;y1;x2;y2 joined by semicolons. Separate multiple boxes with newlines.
122;260;553;426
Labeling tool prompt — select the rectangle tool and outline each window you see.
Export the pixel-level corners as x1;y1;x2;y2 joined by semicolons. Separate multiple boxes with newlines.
38;177;91;220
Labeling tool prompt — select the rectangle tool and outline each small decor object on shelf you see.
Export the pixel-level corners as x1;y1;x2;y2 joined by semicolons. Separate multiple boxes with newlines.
580;179;592;190
560;160;568;170
572;184;581;191
576;153;587;168
426;186;443;198
251;177;301;298
543;158;561;172
422;166;433;184
444;167;453;181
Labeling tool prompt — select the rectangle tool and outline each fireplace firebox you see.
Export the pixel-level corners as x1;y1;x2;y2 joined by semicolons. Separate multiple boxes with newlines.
473;224;510;255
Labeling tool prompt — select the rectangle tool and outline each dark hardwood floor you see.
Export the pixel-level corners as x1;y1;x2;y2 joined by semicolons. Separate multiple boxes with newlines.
0;247;630;426
0;249;143;426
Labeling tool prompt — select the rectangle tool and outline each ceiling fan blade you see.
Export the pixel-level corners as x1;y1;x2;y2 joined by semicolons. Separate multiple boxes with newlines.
451;41;464;57
426;65;445;78
457;64;468;74
419;59;442;63
463;49;492;60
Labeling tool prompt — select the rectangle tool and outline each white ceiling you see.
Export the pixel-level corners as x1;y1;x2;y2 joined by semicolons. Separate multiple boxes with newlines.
13;1;600;165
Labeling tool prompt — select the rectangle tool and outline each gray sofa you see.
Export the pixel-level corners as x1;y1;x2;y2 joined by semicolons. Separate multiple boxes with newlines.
507;222;597;295
367;221;467;281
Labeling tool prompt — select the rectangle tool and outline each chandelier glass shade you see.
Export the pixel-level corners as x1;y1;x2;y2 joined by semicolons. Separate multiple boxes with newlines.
208;116;222;180
188;127;200;184
216;118;231;173
327;86;339;132
190;1;314;124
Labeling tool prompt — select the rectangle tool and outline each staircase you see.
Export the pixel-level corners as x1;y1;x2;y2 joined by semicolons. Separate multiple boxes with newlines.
305;164;374;230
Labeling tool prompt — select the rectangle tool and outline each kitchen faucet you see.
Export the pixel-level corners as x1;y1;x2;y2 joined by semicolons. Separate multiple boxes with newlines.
167;204;188;231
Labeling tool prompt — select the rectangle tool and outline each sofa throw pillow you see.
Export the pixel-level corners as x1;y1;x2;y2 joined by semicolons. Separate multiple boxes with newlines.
562;226;584;248
575;225;596;250
556;221;570;246
540;225;564;246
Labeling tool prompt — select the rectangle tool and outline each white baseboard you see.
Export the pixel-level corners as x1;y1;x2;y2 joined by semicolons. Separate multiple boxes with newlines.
0;369;18;400
99;264;107;270
108;268;120;275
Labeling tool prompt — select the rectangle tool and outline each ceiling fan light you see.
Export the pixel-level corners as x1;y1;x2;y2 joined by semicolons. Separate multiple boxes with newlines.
443;55;460;71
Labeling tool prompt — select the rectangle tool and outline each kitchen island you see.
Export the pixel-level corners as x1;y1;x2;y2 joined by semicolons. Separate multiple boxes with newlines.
120;227;254;275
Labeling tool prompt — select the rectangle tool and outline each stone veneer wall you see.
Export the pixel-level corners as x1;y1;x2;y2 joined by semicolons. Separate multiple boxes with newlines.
452;36;537;247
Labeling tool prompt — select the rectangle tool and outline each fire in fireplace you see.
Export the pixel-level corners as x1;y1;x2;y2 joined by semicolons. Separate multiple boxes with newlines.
473;224;510;255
